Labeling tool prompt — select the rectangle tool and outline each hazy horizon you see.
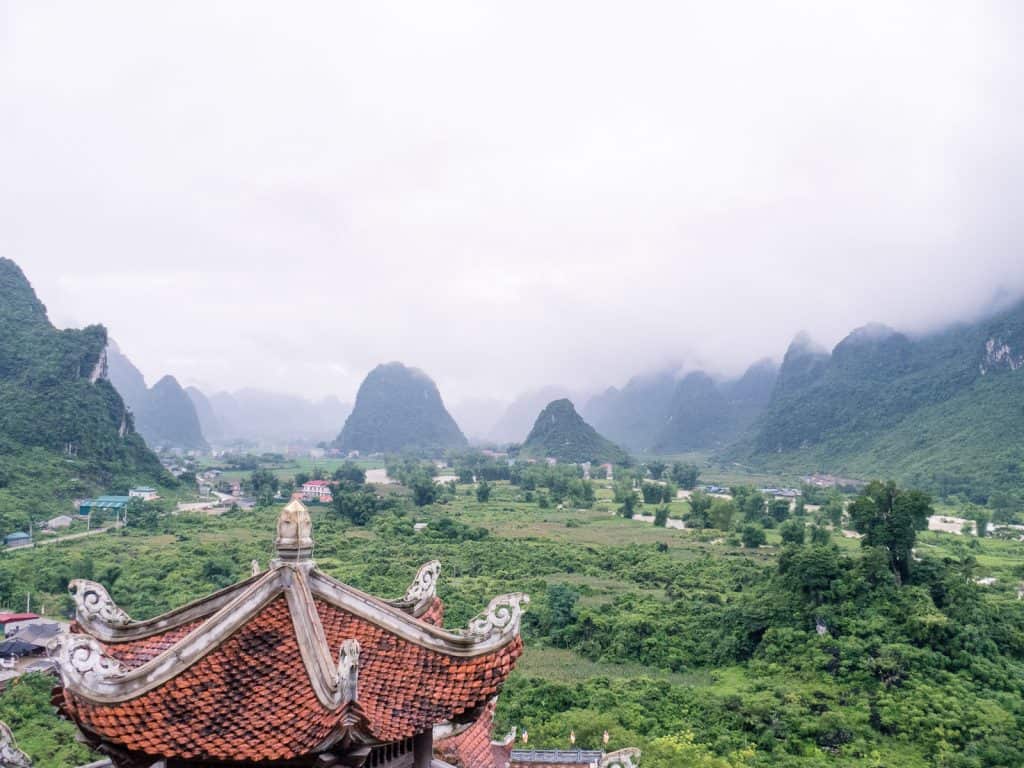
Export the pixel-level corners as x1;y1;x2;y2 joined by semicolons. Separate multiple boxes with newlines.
4;2;1023;403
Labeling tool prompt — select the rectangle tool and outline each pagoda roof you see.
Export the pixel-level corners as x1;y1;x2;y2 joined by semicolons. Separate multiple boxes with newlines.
49;500;527;766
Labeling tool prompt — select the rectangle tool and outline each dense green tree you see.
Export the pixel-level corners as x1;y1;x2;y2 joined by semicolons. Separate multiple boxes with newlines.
332;486;388;526
409;473;439;507
686;491;712;529
848;480;933;585
769;498;791;522
646;460;667;480
809;525;832;546
332;462;366;486
732;486;767;522
779;519;805;545
618;492;636;519
476;479;492;503
669;461;700;489
709;498;738;530
741;524;766;548
641;482;674;504
653;505;669;527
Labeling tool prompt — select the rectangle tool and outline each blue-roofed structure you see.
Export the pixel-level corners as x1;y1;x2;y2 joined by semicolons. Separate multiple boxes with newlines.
78;496;131;516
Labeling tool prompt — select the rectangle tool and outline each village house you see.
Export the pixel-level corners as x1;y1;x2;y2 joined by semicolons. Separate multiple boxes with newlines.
3;532;30;549
128;487;159;501
300;478;334;502
44;515;73;531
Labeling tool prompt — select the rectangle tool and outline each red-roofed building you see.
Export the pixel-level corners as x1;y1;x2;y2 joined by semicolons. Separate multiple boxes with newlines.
50;500;528;768
0;612;39;634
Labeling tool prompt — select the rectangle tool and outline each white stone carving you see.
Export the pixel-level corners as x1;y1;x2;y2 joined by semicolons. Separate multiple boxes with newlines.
69;579;132;626
251;559;261;577
403;560;440;604
336;638;360;706
276;500;313;554
49;634;126;685
601;748;641;768
0;721;32;768
463;593;530;640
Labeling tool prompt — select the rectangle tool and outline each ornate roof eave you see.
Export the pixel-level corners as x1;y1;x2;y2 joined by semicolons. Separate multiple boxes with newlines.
51;562;528;708
602;748;642;768
71;559;442;644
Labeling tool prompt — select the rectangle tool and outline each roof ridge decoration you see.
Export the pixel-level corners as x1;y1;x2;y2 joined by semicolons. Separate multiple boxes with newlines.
275;498;313;562
51;507;529;707
336;638;360;707
51;500;529;765
69;581;132;627
403;560;440;604
462;593;531;640
0;721;32;768
601;748;641;768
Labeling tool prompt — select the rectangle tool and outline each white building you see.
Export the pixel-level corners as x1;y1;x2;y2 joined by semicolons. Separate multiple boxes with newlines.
301;480;333;501
129;487;159;501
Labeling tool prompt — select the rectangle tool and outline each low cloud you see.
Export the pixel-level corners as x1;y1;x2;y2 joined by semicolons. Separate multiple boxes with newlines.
3;1;1022;403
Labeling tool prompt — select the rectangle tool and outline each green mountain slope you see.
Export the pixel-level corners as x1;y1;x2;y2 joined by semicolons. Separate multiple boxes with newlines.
522;399;630;464
334;362;466;455
0;258;167;529
107;343;208;451
743;303;1024;498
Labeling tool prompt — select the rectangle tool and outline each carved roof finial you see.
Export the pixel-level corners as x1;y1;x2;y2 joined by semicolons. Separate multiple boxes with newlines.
275;499;313;564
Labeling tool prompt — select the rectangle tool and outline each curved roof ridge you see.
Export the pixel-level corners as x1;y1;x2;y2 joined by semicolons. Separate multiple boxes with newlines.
52;563;528;706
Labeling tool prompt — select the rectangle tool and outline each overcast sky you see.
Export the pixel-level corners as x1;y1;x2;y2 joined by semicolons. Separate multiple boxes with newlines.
2;2;1022;404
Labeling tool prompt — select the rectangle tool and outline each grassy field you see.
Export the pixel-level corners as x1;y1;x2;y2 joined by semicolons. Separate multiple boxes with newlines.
206;455;386;483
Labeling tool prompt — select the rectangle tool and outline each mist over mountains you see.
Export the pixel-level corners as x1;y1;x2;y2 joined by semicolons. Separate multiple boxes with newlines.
3;255;1023;499
189;388;351;448
106;342;208;452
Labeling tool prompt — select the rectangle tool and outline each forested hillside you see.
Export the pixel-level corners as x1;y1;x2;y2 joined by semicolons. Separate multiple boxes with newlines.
744;303;1024;499
335;362;467;454
107;342;208;451
0;259;167;531
522;399;630;464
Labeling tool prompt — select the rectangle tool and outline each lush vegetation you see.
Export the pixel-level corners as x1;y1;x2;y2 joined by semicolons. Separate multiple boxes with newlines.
2;463;1023;767
521;398;630;464
334;362;467;455
0;259;169;533
744;304;1024;501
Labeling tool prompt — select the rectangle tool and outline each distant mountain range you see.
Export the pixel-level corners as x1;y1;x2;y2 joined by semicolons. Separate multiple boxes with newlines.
735;302;1024;498
107;342;208;452
521;399;630;465
335;362;467;455
187;387;351;447
487;386;585;445
582;359;778;454
0;258;166;526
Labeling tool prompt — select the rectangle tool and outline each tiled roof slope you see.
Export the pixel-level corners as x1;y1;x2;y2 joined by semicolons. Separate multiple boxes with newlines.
50;500;527;765
436;698;514;768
